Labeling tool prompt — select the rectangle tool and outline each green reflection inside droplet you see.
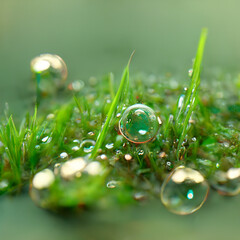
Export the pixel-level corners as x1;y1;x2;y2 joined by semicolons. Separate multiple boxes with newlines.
119;104;160;143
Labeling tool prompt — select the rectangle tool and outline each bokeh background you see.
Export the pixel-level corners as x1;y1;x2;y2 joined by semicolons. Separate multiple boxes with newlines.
1;0;240;239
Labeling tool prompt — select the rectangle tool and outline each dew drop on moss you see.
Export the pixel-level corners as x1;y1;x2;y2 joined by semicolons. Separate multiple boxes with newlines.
160;166;209;215
80;140;96;153
119;104;160;143
210;168;240;196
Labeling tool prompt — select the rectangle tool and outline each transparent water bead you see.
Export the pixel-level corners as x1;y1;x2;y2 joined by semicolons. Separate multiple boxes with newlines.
161;166;209;215
210;168;240;196
119;104;160;143
30;53;68;94
80;140;96;153
30;169;55;208
60;157;87;180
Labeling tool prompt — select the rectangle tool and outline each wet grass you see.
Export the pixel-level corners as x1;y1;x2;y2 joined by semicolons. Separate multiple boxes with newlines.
1;29;240;209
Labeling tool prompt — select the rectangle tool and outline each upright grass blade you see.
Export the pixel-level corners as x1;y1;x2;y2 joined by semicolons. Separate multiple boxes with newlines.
176;28;208;159
90;52;135;159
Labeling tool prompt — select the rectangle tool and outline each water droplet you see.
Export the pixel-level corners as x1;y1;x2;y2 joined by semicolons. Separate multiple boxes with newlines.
72;146;80;151
80;140;96;153
60;152;68;159
60;157;87;180
133;192;147;201
32;169;55;190
138;149;144;156
84;161;103;175
46;113;55;120
161;166;209;215
30;169;55;209
35;145;40;150
100;154;108;160
210;168;240;196
31;54;68;94
0;180;9;190
188;69;193;77
69;80;84;92
125;154;132;161
42;136;49;143
177;94;185;109
54;163;62;175
106;180;119;189
105;143;114;149
119;104;160;143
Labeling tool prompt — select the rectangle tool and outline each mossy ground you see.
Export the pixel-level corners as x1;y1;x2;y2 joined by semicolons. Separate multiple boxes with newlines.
1;30;240;210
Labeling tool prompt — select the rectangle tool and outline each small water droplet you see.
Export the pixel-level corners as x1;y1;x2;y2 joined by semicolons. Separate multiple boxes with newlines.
138;149;144;156
60;152;68;159
0;180;9;190
100;154;108;160
161;166;209;215
70;80;84;92
54;163;61;175
188;69;193;77
125;154;132;161
72;146;80;151
106;180;119;189
119;104;159;143
133;192;147;201
80;140;96;153
42;136;49;143
46;113;55;120
105;143;114;149
178;94;185;109
35;145;40;150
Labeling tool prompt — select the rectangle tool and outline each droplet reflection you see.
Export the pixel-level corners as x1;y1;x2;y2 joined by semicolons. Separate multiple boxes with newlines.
119;104;160;143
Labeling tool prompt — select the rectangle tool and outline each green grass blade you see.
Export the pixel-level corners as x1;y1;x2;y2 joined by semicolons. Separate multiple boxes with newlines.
176;28;208;159
90;52;134;159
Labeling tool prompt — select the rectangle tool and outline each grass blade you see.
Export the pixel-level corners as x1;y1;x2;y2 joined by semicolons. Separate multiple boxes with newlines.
176;28;208;159
90;52;134;159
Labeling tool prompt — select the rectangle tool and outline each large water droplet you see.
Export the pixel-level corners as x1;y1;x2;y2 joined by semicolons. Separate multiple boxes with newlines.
119;104;160;143
30;53;68;94
160;166;209;215
30;169;55;208
210;168;240;196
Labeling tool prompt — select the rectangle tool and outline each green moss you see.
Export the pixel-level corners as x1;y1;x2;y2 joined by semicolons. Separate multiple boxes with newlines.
1;29;240;210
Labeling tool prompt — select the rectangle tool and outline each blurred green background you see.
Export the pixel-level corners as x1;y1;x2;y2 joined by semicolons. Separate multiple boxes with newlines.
1;0;240;239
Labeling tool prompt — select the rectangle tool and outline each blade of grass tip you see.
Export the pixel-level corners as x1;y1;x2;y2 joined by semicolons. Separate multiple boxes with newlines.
90;51;135;159
73;95;86;126
108;72;115;100
177;28;207;159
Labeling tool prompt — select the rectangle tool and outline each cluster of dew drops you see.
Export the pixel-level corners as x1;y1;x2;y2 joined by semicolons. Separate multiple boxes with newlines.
28;54;240;215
